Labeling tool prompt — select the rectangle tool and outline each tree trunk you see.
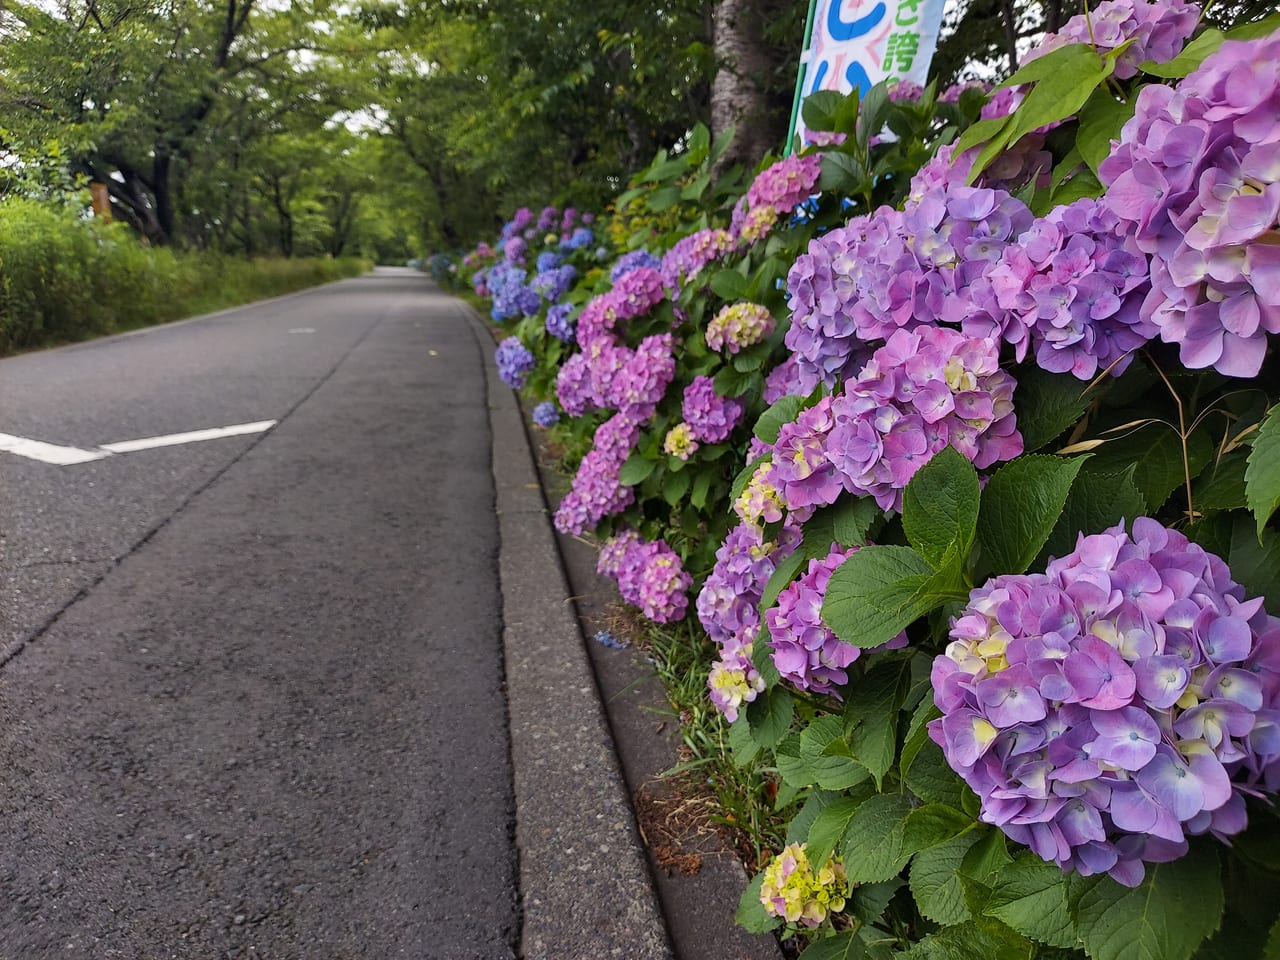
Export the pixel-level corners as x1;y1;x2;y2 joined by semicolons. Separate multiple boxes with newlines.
710;0;782;172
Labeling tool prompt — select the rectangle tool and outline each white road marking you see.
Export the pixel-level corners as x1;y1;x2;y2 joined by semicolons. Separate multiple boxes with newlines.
0;433;110;465
290;327;316;334
99;420;277;454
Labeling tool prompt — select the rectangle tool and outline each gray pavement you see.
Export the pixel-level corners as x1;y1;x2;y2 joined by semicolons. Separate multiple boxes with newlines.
0;269;666;958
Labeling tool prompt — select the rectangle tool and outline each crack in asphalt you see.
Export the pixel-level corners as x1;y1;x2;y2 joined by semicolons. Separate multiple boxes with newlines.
0;293;404;672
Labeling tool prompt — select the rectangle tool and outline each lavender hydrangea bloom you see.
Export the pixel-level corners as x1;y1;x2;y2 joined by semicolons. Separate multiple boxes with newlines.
552;413;640;535
537;205;559;231
660;228;733;293
531;401;560;428
930;518;1280;887
488;261;541;321
1027;0;1200;80
613;333;676;422
612;537;693;623
561;226;595;251
974;197;1157;378
730;154;823;245
531;264;577;302
501;207;533;241
494;336;536;389
771;397;848;511
1099;32;1280;377
764;355;808;404
545;302;576;343
610;248;662;282
825;326;1023;511
768;546;907;695
575;266;666;347
535;251;563;272
682;376;744;444
886;79;924;101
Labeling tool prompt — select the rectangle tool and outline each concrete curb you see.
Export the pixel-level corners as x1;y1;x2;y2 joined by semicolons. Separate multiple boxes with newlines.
466;305;673;960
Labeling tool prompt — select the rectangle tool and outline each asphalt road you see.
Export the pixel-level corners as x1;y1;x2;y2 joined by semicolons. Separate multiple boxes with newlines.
0;268;519;958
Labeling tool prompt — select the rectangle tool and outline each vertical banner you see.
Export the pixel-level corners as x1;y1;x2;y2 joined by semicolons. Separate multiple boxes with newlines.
789;0;948;147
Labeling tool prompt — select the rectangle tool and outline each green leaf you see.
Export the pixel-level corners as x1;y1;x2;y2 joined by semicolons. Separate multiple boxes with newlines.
839;793;916;884
902;446;981;573
690;468;713;510
799;932;865;960
730;454;768;504
801;715;870;791
844;660;908;789
903;803;974;856
900;698;941;776
1088;425;1214;511
819;151;870;195
802;90;845;132
729;713;760;765
823;545;957;648
852;878;903;927
1138;28;1224;78
904;739;966;808
976;455;1086;577
647;185;682;211
1228;514;1280;606
1014;367;1091;453
910;830;984;925
663;468;691;506
832;496;879;548
754;395;805;444
760;549;806;613
710;268;749;301
1246;404;1280;537
735;872;781;934
896;918;1034;960
1040;464;1147;567
855;83;889;152
746;686;793;750
984;852;1080;950
1195;454;1248;513
1077;89;1136;177
619;454;655;486
775;732;813;788
807;796;866;869
1070;844;1224;960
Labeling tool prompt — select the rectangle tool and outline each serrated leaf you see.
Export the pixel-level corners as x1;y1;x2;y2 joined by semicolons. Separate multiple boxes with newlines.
746;686;793;750
800;715;870;790
807;796;866;869
754;395;805;444
820;151;870;195
1088;425;1213;511
833;496;879;548
903;446;981;573
619;454;655;486
803;90;845;131
1040;464;1147;566
904;740;966;808
1195;454;1248;513
844;660;908;788
1014;367;1091;453
735;871;781;933
1245;404;1280;537
1228;514;1280;606
853;878;903;926
799;931;865;960
839;793;915;884
775;732;814;789
823;545;945;648
976;455;1086;577
910;830;984;925
984;852;1080;950
1077;89;1136;177
903;803;974;856
663;468;691;505
1070;844;1224;960
896;918;1034;960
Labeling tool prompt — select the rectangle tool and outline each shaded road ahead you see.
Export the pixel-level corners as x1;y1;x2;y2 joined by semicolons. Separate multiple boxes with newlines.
0;269;518;958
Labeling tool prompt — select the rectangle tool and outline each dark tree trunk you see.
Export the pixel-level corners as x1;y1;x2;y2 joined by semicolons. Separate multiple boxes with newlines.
710;0;785;172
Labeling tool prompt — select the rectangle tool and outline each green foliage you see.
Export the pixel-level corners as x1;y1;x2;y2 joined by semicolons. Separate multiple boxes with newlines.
1245;405;1280;537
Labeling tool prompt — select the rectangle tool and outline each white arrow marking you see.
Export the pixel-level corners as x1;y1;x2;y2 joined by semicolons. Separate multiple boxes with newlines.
0;433;110;465
99;420;277;454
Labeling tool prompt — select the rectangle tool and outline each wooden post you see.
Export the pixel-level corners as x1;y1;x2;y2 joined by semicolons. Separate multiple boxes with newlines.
90;181;112;222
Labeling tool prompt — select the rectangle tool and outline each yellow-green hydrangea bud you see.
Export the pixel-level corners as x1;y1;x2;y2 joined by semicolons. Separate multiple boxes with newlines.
759;842;850;928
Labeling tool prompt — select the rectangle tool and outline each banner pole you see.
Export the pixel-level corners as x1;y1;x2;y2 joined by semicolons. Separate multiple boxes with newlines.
785;0;821;156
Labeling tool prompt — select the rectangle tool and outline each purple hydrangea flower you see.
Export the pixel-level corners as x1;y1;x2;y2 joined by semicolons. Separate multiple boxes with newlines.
767;545;908;695
501;207;533;241
531;400;560;428
546;302;576;343
824;326;1023;512
612;537;693;623
552;413;640;535
660;228;734;293
771;397;848;511
535;250;563;272
1099;32;1280;377
930;518;1280;887
764;355;808;404
537;205;559;231
973;197;1157;378
488;261;541;321
531;263;577;302
1026;0;1200;80
610;248;663;282
495;336;536;389
730;154;824;245
561;226;595;251
682;376;745;444
575;266;666;348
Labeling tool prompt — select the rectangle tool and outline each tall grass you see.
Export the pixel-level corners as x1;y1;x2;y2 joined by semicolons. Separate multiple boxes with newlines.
0;199;369;354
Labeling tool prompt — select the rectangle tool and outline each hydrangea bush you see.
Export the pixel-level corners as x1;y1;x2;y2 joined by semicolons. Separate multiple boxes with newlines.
455;9;1280;955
